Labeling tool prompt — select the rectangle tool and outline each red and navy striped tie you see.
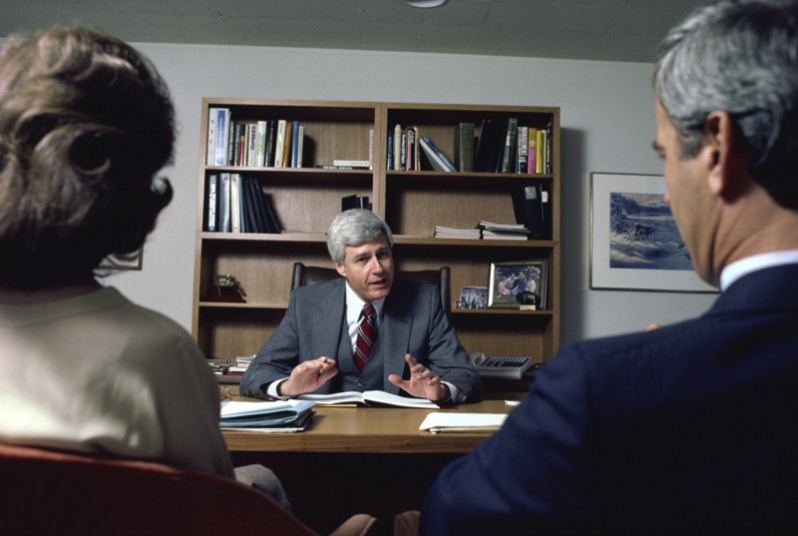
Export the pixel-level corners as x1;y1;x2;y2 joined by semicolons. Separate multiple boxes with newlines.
354;303;377;372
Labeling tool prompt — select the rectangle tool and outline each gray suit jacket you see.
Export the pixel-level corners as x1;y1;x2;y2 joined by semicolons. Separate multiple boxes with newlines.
240;277;482;402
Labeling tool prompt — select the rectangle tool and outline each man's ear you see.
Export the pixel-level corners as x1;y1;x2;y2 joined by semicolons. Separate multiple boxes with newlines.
334;261;347;278
705;110;745;198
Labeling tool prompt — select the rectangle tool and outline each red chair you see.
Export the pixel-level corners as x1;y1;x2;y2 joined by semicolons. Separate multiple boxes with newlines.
0;442;376;535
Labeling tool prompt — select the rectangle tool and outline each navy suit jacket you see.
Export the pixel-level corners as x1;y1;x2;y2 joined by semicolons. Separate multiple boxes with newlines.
422;264;798;535
240;277;481;402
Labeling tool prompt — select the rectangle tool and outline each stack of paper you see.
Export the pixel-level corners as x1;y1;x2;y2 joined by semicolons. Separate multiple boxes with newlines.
419;412;507;434
434;225;481;240
219;400;316;433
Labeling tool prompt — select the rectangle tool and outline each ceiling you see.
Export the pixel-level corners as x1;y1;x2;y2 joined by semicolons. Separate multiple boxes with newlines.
1;0;709;63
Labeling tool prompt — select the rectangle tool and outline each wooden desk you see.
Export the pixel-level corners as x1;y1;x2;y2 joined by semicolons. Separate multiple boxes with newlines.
224;399;512;534
223;399;510;454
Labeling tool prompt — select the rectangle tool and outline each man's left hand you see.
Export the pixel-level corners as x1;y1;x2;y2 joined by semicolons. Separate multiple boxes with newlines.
388;354;449;402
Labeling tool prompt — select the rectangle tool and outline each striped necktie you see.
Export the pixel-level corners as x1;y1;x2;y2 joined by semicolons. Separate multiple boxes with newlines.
354;303;377;372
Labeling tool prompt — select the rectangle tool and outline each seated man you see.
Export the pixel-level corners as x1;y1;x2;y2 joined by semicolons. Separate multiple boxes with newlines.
241;209;481;404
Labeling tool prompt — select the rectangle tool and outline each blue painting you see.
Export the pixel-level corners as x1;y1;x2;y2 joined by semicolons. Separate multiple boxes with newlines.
608;192;692;270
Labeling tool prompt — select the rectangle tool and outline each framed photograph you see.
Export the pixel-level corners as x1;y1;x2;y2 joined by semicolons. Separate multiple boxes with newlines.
488;260;548;309
457;286;487;310
590;172;717;292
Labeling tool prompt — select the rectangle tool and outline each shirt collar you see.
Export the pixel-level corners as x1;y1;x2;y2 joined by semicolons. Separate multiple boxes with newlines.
720;250;798;291
344;281;385;324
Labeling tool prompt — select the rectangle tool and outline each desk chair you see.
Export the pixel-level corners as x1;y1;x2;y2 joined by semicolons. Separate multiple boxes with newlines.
0;442;376;536
291;262;452;319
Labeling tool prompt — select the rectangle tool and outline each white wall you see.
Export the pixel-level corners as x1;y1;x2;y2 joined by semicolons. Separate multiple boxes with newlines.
100;42;716;344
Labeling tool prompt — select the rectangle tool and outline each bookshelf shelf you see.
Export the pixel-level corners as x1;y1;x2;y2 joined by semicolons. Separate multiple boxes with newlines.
193;98;561;379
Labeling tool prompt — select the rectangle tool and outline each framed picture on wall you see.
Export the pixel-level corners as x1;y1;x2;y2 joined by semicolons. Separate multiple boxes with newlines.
488;259;548;309
589;172;717;293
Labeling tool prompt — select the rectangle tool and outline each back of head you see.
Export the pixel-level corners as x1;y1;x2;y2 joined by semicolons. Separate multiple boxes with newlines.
326;209;393;263
0;25;175;288
654;0;798;209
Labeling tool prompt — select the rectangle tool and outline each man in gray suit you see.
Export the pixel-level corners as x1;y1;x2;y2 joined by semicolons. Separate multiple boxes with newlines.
240;209;481;404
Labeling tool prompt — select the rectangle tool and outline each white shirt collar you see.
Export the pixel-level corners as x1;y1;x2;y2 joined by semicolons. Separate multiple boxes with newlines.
719;250;798;291
344;281;385;325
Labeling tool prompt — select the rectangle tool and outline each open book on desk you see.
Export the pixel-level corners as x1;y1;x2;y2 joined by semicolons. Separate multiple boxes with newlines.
298;390;439;409
419;412;507;434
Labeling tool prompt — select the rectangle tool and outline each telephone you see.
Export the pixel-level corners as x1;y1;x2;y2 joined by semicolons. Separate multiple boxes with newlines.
470;352;534;379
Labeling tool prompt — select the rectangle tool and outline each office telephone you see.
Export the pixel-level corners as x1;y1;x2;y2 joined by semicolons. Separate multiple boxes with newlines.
470;352;534;379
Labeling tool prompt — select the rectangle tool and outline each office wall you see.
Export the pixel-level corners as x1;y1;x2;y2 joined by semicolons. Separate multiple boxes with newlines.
77;42;716;345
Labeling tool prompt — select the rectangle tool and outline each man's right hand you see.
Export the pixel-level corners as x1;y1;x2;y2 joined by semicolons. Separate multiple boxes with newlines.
278;356;338;397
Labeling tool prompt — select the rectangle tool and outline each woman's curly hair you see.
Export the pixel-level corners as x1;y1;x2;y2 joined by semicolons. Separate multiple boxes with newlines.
0;25;175;288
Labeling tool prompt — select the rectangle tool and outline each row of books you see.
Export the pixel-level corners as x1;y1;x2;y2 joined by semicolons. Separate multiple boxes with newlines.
475;118;554;174
388;125;458;172
206;107;305;168
204;173;281;234
385;118;553;175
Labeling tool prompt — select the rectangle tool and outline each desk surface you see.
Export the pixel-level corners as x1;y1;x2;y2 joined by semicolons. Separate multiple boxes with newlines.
222;399;511;454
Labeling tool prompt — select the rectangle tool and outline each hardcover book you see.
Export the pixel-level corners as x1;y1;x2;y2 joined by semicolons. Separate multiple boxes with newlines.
455;122;475;172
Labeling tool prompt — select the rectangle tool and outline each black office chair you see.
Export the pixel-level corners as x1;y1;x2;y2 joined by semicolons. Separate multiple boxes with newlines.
291;262;451;319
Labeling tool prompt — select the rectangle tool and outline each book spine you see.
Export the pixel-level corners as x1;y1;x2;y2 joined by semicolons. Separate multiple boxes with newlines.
393;124;401;171
205;173;218;232
256;120;267;167
527;128;538;174
535;129;544;174
369;128;374;170
266;120;276;167
226;119;236;166
230;173;242;233
291;120;300;168
386;131;394;170
247;123;258;167
333;159;370;168
274;120;286;168
282;120;293;168
501;117;518;173
421;136;456;172
455;122;475;172
215;108;230;166
218;172;232;233
296;125;304;168
206;108;218;166
516;126;528;174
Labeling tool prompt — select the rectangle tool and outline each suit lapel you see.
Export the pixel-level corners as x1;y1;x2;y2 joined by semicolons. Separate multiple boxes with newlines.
377;281;414;392
311;279;346;360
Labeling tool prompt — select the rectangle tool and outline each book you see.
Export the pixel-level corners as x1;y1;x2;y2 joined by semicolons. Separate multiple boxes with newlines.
297;390;439;409
290;120;300;168
206;108;217;166
512;180;551;240
220;399;316;430
255;120;267;167
500;117;518;173
419;136;456;172
434;225;481;240
218;172;232;233
265;120;277;167
419;412;507;434
455;122;475;172
282;120;293;168
333;159;370;168
387;131;394;170
204;174;219;232
393;124;402;171
274;119;287;167
342;194;370;211
526;127;537;174
230;173;242;233
295;124;304;168
516;126;528;174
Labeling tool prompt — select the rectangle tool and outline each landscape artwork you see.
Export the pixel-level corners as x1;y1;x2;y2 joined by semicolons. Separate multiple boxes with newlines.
590;172;717;292
608;192;692;270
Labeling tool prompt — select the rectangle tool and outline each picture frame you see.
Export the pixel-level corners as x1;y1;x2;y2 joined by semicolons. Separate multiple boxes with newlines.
590;172;717;293
457;286;487;310
488;260;548;309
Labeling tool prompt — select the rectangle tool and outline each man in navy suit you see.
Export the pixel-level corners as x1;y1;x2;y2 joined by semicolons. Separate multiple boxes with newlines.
240;209;481;404
421;1;798;533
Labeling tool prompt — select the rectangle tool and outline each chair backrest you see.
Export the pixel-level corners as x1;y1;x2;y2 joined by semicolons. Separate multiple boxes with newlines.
291;262;452;319
0;442;325;536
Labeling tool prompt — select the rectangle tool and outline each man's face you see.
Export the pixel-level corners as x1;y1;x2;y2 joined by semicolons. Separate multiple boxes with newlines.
653;99;718;283
335;234;394;302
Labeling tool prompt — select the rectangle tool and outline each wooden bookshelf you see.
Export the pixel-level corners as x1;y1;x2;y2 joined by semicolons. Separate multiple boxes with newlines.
193;98;560;395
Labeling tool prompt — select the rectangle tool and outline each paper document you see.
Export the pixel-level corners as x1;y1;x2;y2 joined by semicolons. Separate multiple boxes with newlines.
419;412;507;434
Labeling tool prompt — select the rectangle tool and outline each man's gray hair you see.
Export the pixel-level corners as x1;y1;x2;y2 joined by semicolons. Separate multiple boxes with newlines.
326;209;393;263
654;0;798;208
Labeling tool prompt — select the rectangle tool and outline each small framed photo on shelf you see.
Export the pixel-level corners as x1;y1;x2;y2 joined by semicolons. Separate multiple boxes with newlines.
457;286;487;310
488;260;548;309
